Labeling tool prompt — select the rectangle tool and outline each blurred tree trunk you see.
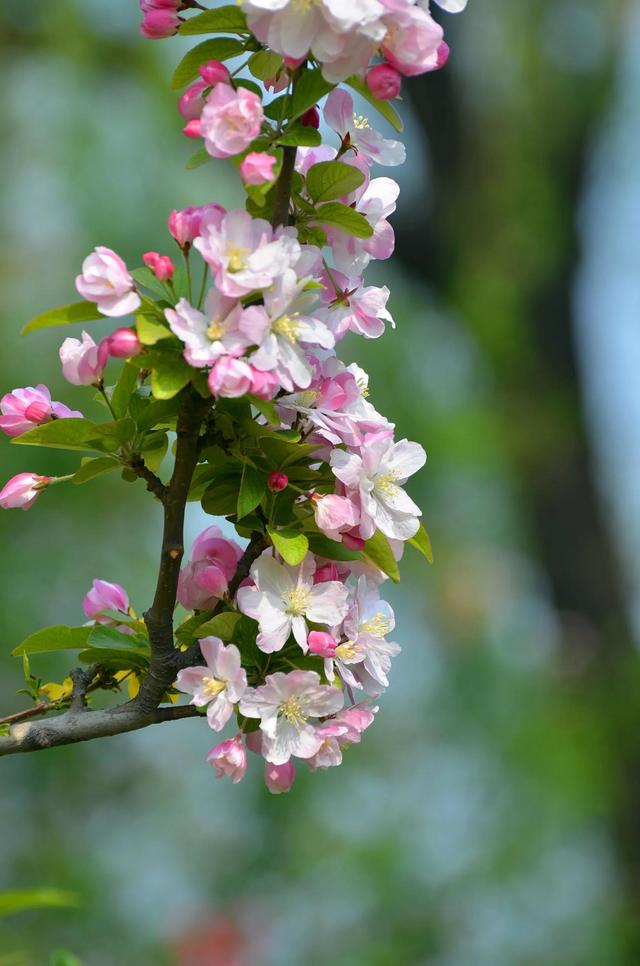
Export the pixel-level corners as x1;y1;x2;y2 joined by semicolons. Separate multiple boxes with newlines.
396;3;640;940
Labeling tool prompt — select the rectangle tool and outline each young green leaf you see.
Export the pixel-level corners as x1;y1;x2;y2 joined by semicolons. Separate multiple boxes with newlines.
314;202;373;238
234;77;263;98
178;5;249;35
11;625;92;656
307;534;363;561
130;266;168;299
12;418;102;452
248;394;280;427
237;464;268;519
248;49;283;81
111;361;139;418
306;160;365;203
136;314;173;346
186;146;211;170
21;301;103;336
289;68;335;120
277;124;322;148
408;523;434;563
171;37;245;89
363;531;401;582
72;456;121;485
149;354;193;400
345;74;404;133
0;890;79;918
267;526;309;566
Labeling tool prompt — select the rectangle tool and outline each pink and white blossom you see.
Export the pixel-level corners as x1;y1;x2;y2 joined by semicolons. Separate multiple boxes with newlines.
313;493;360;541
239;669;344;764
175;636;247;731
207;735;247;783
237;553;349;654
165;289;257;367
178;525;244;610
0;385;81;438
59;331;108;386
0;472;50;511
381;3;444;77
324;176;399;274
208;356;254;398
325;576;400;689
318;267;395;340
324;89;405;167
83;579;130;620
199;84;264;159
240;151;278;186
168;204;224;249
75;246;140;317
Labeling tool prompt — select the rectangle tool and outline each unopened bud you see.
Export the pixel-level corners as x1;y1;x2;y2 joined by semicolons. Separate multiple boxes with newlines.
268;471;289;493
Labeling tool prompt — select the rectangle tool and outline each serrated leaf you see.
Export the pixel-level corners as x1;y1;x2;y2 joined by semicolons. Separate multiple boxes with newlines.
172;37;245;88
408;522;434;563
248;49;283;81
111;361;139;418
363;531;400;582
306;161;365;203
11;625;92;657
345;74;403;134
314;202;373;238
238;464;268;519
267;526;309;565
179;6;248;35
72;456;121;484
21;301;104;336
186;146;211;170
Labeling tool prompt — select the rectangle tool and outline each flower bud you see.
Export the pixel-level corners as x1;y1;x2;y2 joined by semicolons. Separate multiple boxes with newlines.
366;63;402;100
0;473;50;511
207;735;247;784
264;760;296;794
342;532;365;551
83;579;130;619
75;246;140;317
140;9;180;39
308;630;338;658
59;331;108;386
168;206;201;248
199;60;231;86
248;366;279;401
178;80;208;120
107;327;142;359
183;118;202;139
143;251;175;281
240;151;277;186
300;105;320;128
208;357;252;398
268;471;288;493
313;562;341;584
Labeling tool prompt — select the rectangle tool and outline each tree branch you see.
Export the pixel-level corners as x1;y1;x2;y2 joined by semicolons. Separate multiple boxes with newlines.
271;145;297;228
128;454;167;501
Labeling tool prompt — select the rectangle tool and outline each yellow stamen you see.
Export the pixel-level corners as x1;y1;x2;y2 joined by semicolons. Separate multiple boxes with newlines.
284;586;310;616
353;113;371;130
335;641;359;661
374;470;400;498
201;676;226;699
361;613;393;637
226;245;250;273
279;695;307;726
207;319;226;340
273;314;300;344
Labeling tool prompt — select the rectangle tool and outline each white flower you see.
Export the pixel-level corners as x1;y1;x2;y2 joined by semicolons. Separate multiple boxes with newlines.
324;89;405;167
174;636;247;731
237;553;349;653
325;576;400;688
239;669;344;764
331;431;426;541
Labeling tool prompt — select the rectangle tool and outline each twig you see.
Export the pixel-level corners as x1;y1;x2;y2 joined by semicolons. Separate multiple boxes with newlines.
128;454;167;501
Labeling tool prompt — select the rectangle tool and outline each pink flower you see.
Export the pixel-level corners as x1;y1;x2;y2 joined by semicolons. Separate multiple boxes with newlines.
248;366;280;400
200;84;264;159
308;631;338;658
83;579;130;619
381;5;444;77
165;289;255;367
208;356;253;398
199;60;232;86
143;251;175;281
106;327;142;359
178;80;208;120
140;9;180;38
313;493;360;541
264;760;296;794
59;331;108;386
175;636;248;731
183;119;202;138
324;89;405;166
169;206;211;248
0;473;50;511
267;471;288;493
319;268;394;340
207;735;247;784
240;152;277;186
314;562;341;584
75;246;140;317
0;385;81;438
178;524;243;610
366;63;402;100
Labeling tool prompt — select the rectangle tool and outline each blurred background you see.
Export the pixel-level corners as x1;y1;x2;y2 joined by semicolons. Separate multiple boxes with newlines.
1;0;640;963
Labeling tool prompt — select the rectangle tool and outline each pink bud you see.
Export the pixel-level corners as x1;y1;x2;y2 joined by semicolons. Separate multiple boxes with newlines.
178;79;208;120
436;41;450;69
83;579;130;619
248;366;279;400
308;631;338;658
283;55;306;70
300;106;320;128
314;562;340;584
143;251;175;282
268;471;288;493
168;206;200;248
0;473;50;511
59;331;107;386
183;118;202;139
342;532;365;551
207;735;247;784
107;327;142;359
23;400;51;424
240;151;277;186
199;60;231;86
140;9;180;39
366;63;402;100
264;760;296;794
208;356;252;398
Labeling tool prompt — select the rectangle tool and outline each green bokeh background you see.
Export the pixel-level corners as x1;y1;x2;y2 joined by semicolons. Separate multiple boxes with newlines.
2;1;640;963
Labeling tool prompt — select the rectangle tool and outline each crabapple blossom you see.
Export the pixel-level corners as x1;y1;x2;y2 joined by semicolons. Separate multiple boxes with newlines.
0;385;81;438
168;205;216;248
318;267;395;340
381;4;444;77
323;89;405;167
240;151;278;186
199;60;231;86
199;84;264;159
313;493;360;541
140;8;180;38
143;251;174;281
267;471;288;492
106;327;142;359
178;525;243;610
0;473;50;510
247;366;280;400
175;637;247;731
83;579;130;620
208;356;254;398
308;630;338;658
324;576;400;689
237;553;349;653
165;290;256;367
325;176;399;274
239;670;344;765
264;760;296;793
75;246;140;317
59;331;108;386
366;63;402;100
207;735;247;784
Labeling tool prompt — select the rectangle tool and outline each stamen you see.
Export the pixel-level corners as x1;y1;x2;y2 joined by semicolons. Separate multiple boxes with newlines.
273;314;299;344
284;586;310;616
361;613;393;637
279;695;307;726
201;676;226;699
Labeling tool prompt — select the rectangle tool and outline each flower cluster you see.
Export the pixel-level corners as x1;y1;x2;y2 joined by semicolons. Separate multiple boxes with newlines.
1;0;465;786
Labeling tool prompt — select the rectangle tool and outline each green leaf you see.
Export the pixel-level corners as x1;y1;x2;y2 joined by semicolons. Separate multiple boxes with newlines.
307;534;362;561
267;526;309;566
178;6;249;35
248;49;283;81
306;161;365;203
50;949;85;966
297;224;327;247
149;354;193;400
234;77;263;99
72;456;121;484
314;202;373;238
140;429;168;472
87;417;136;452
277;124;322;148
87;625;148;649
111;361;139;418
289;68;335;120
12;418;102;453
0;890;79;918
238;464;268;519
78;647;150;670
21;301;104;336
363;531;400;583
201;466;243;515
132;395;180;431
11;625;92;657
408;522;434;563
130;267;167;299
172;37;245;88
259;434;321;468
248;394;280;427
186;146;211;170
345;74;404;133
191;611;243;641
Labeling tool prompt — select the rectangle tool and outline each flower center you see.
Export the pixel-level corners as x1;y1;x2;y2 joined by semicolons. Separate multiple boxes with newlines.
284;586;310;616
291;0;318;13
226;245;250;273
272;314;300;344
356;375;369;398
299;389;319;408
201;676;226;699
352;113;370;131
207;319;226;341
361;613;393;637
279;695;308;726
374;470;400;498
335;640;359;660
